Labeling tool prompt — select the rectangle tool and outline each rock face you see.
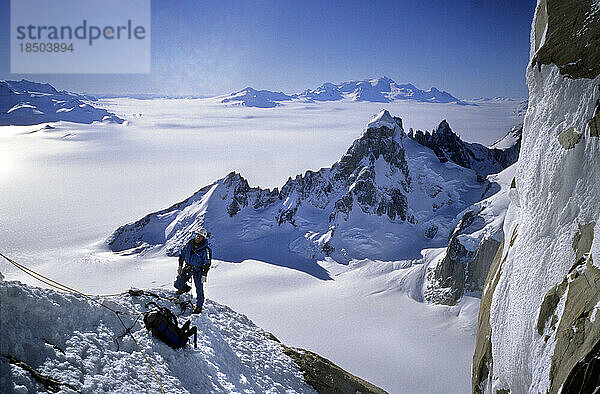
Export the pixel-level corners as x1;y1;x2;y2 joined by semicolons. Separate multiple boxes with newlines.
408;120;520;177
275;337;387;394
0;80;123;125
488;125;522;168
473;1;600;392
531;0;600;79
412;121;522;306
424;165;514;305
107;110;484;270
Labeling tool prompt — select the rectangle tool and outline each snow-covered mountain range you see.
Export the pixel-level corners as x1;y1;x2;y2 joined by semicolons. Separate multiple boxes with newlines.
0;80;123;126
107;110;519;286
220;77;466;108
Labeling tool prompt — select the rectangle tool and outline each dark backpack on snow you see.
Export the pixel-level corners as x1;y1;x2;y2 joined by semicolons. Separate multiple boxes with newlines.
143;303;197;349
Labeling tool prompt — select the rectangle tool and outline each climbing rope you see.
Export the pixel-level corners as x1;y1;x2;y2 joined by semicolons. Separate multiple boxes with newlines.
0;252;166;394
115;312;144;351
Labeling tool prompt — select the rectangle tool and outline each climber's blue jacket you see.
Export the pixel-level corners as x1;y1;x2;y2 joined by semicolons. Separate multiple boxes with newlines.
179;239;212;269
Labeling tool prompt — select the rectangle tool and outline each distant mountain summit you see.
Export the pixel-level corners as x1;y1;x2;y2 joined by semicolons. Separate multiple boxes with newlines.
107;110;486;271
0;80;123;126
220;87;293;108
220;77;465;107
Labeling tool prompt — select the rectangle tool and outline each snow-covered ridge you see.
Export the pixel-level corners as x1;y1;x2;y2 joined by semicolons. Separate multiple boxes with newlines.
0;275;384;393
107;110;486;269
220;77;467;108
0;80;123;126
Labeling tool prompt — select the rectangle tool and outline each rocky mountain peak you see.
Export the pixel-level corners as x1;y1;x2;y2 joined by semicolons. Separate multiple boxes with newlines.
408;119;520;177
223;171;248;186
365;109;403;131
433;119;453;136
108;111;486;264
334;110;408;181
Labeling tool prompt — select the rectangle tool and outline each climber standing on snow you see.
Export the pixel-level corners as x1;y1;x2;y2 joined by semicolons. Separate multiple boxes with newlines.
174;228;212;314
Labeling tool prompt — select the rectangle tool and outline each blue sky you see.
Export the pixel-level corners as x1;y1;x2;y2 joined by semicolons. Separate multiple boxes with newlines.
0;0;537;98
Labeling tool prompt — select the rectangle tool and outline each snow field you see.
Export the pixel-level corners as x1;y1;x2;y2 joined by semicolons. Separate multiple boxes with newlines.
1;97;523;393
0;275;313;393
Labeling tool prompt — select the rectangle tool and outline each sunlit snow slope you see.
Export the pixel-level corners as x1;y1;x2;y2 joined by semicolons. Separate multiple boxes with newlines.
0;273;315;394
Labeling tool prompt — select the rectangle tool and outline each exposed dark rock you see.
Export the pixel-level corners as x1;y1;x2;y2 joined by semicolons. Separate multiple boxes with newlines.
473;236;510;393
572;221;595;262
409;121;520;177
537;278;568;336
490;125;523;168
558;127;582;149
253;188;280;209
3;354;80;393
333;115;409;185
321;241;335;256
278;207;298;226
561;337;600;394
531;0;600;79
330;194;353;222
590;99;600;137
425;207;501;305
424;225;438;239
548;257;600;394
224;172;251;216
281;346;387;394
467;237;502;294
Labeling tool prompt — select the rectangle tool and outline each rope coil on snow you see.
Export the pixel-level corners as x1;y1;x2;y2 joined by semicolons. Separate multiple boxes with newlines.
0;252;166;394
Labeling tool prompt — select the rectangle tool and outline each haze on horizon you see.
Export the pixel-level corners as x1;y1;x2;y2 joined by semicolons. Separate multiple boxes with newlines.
0;0;537;98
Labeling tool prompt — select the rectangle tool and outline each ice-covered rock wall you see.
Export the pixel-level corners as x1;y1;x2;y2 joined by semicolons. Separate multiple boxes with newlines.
424;164;514;306
473;0;600;392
